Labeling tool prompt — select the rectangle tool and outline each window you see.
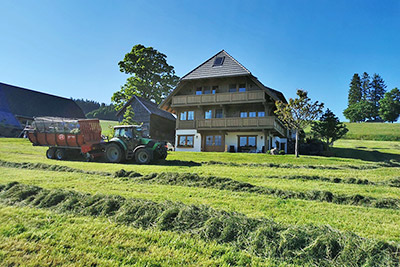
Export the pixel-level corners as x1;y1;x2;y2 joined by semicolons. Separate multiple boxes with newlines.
203;86;211;94
206;135;213;146
258;111;265;117
248;136;256;146
196;87;202;95
240;112;247;118
238;135;257;147
212;86;218;94
178;135;194;148
206;135;222;146
205;110;212;119
215;109;223;118
229;84;237;93
239;136;247;147
213;56;225;66
238;84;246;92
187;111;194;120
249;112;257;118
215;135;222;146
180;111;187;120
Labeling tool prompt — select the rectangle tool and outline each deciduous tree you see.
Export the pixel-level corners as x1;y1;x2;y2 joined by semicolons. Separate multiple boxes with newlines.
274;90;324;157
112;44;180;110
311;109;348;151
379;88;400;123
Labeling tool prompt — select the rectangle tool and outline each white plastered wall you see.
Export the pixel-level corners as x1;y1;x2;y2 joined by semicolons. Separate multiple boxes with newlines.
175;129;202;152
272;136;288;153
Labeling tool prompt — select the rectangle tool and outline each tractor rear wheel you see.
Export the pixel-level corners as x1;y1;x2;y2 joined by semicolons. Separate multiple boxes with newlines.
105;143;124;163
46;148;56;159
55;149;66;160
135;148;152;164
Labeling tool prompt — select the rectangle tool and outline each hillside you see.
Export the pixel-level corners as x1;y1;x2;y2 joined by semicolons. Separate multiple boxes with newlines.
305;122;400;141
0;137;400;265
342;122;400;141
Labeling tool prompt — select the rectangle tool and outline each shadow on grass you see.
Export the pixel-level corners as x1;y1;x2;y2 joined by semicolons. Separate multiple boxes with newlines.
331;147;400;163
149;159;201;167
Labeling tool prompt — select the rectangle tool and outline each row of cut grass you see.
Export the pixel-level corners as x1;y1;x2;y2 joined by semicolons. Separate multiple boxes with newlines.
1;166;400;242
0;204;260;266
1;182;398;266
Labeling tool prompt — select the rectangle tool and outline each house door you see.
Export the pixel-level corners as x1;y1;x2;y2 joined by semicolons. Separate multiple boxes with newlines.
204;135;224;152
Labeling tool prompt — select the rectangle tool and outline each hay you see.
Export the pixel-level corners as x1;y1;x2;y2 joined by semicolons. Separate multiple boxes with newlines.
0;182;399;266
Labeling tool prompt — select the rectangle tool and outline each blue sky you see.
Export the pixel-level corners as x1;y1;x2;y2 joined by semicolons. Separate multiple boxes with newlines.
1;0;399;121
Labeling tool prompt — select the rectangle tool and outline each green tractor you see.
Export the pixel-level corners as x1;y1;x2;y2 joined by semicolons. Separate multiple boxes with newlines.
105;125;167;164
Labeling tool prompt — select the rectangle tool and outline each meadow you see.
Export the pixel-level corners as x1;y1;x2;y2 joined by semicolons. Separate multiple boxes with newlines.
0;123;400;266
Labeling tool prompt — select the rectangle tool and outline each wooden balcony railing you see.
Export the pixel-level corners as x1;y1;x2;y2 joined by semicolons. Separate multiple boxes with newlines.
176;116;286;137
171;90;265;106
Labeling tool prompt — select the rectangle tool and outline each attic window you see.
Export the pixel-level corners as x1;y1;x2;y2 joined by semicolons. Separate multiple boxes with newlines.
213;56;225;66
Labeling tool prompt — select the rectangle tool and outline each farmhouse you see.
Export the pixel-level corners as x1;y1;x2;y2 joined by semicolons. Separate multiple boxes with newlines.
160;50;288;153
116;95;176;143
0;82;85;137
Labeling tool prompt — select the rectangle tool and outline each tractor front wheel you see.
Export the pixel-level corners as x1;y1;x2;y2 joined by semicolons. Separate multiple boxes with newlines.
105;143;124;163
135;148;152;164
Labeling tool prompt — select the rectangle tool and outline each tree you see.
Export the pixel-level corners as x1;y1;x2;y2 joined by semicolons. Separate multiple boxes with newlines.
73;98;101;114
311;109;348;151
348;73;362;105
112;44;180;111
369;73;387;120
343;100;374;122
379;88;400;123
361;72;371;101
274;90;324;157
120;106;136;125
86;104;117;121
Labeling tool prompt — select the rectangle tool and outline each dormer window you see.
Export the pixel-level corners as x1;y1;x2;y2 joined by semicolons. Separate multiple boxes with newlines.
213;56;225;66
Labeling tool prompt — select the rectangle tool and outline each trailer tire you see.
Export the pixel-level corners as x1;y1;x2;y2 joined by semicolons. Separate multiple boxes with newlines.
55;149;66;160
46;148;56;159
105;143;124;163
135;148;152;164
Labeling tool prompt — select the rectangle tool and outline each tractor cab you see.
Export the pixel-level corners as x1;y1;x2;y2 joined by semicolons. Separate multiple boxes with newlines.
113;125;146;139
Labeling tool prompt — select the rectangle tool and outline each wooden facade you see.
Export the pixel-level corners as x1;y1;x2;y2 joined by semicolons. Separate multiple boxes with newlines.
117;96;176;143
160;50;289;153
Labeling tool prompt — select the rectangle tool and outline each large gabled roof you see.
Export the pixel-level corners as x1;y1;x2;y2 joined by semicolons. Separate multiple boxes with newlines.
160;50;287;111
116;95;176;121
0;82;85;119
182;50;251;80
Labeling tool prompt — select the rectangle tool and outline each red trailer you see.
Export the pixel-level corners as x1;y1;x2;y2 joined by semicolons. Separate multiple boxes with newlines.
27;117;104;160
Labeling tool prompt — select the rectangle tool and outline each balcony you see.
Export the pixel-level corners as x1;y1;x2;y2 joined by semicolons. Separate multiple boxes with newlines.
171;90;266;107
177;117;286;137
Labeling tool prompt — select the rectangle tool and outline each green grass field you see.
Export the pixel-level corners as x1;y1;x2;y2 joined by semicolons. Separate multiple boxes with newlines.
1;125;400;265
99;120;119;137
306;122;400;141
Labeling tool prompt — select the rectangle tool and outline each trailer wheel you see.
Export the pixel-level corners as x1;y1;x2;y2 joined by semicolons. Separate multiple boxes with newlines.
135;148;152;164
55;149;66;160
46;148;56;159
105;143;124;163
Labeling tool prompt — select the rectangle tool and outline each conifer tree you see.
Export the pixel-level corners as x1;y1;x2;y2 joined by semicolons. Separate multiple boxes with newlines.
348;73;362;105
369;74;387;120
311;109;348;151
361;72;371;101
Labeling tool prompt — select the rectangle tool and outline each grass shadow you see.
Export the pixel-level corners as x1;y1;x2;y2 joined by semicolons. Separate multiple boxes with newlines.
331;147;400;163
